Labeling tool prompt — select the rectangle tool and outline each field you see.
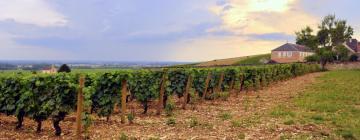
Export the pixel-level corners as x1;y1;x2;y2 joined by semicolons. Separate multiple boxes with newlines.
0;65;359;139
195;54;270;67
234;54;271;65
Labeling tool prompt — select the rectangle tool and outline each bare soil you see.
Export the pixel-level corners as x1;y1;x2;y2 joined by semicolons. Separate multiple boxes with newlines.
0;72;324;140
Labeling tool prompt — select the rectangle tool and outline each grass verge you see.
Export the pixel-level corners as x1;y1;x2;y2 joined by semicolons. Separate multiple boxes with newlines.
269;70;360;139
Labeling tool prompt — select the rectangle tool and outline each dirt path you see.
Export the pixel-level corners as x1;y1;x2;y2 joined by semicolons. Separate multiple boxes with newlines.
0;72;324;140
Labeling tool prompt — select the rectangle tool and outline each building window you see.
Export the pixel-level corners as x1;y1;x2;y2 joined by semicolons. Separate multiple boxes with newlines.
282;52;287;57
287;52;292;57
278;52;281;58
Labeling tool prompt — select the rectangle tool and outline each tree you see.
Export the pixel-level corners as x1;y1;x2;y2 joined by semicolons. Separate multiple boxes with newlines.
318;48;335;70
295;14;354;70
334;45;350;61
58;64;71;73
295;26;318;50
318;15;353;48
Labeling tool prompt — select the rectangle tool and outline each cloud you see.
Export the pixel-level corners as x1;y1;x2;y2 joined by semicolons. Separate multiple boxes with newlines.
0;0;359;62
0;33;73;60
168;35;284;61
209;0;318;35
0;0;67;27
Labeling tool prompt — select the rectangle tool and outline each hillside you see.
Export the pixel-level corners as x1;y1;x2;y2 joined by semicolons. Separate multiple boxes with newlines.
196;54;270;67
234;54;271;65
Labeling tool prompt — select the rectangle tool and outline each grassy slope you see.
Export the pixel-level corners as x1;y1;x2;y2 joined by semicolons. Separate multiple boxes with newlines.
234;54;271;65
270;70;360;139
195;54;270;67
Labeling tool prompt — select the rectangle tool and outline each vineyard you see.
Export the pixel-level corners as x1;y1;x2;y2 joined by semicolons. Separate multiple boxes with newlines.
0;63;321;138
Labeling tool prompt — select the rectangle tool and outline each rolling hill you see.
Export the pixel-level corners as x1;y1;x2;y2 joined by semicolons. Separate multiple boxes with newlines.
195;54;271;67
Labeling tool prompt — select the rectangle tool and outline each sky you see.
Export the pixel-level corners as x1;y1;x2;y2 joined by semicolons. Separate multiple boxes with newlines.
0;0;359;62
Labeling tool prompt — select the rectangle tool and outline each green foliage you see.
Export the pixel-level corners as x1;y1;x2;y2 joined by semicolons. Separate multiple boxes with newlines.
0;75;23;116
319;15;353;47
90;72;131;117
128;70;162;114
191;68;209;97
0;74;77;135
0;63;321;136
270;105;295;118
218;111;232;121
295;15;354;67
166;69;188;97
305;55;320;62
164;99;175;116
318;48;336;70
58;64;71;73
166;117;176;126
334;45;350;61
216;92;230;101
296;26;318;50
231;119;242;127
283;119;295;125
189;117;199;128
127;112;135;124
82;112;92;138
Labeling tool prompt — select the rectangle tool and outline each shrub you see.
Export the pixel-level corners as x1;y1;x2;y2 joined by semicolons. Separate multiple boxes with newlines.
166;117;176;126
349;54;359;62
305;55;320;62
189;117;199;128
127;113;135;124
216;92;230;101
218;112;232;121
164;99;175;116
231;120;242;127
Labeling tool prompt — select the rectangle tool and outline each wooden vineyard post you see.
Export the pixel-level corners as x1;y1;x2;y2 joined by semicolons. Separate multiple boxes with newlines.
216;72;225;93
157;69;168;115
182;75;193;109
239;74;244;93
229;77;235;94
201;72;212;101
76;76;85;139
121;80;127;124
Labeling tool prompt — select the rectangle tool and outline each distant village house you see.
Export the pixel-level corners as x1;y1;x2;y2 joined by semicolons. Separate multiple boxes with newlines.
271;43;314;63
42;65;57;74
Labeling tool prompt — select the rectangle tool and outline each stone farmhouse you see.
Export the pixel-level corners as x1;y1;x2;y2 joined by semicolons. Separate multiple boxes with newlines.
271;43;314;63
344;39;360;55
271;39;360;63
